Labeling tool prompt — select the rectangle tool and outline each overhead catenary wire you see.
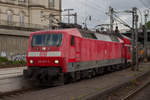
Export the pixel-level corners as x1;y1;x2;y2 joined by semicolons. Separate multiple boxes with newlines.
80;1;106;14
113;14;132;29
62;0;111;28
69;0;109;27
63;0;148;29
80;0;110;28
67;0;107;19
139;0;149;8
114;17;132;29
88;0;109;11
122;16;132;26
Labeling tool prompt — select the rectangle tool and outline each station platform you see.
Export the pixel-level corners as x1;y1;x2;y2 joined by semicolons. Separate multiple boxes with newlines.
0;67;26;79
1;63;150;100
0;67;27;94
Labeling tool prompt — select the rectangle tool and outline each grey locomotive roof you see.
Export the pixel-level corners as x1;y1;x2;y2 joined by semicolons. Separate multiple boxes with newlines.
95;33;112;42
79;29;119;42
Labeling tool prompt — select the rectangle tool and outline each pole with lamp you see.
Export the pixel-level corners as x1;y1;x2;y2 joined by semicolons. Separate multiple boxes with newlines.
64;9;74;24
144;9;149;62
83;16;92;29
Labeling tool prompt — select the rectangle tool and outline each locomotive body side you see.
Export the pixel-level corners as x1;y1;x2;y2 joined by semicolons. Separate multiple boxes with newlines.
122;36;132;63
67;37;125;73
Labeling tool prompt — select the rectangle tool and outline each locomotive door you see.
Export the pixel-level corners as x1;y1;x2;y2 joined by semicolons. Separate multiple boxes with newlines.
75;37;81;61
121;44;124;60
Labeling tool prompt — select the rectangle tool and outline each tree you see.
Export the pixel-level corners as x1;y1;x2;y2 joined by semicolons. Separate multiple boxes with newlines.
147;21;150;29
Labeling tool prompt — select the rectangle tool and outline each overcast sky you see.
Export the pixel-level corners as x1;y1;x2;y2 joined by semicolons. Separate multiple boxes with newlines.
62;0;150;29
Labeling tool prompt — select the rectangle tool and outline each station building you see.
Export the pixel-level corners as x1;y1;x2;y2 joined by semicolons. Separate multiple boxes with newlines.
0;0;61;60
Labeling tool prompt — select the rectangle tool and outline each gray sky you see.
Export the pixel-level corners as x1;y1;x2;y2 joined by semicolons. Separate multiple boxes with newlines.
62;0;150;29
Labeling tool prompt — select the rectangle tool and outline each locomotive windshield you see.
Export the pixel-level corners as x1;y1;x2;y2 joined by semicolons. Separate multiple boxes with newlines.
31;33;62;47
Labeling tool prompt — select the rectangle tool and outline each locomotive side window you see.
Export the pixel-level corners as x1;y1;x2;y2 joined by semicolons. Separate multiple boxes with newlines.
71;36;75;46
128;46;131;52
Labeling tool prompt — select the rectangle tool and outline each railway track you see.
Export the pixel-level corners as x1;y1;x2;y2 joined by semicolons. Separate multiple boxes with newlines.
0;88;46;100
0;88;32;98
0;76;35;99
0;66;129;99
0;80;47;100
0;64;149;100
121;76;150;100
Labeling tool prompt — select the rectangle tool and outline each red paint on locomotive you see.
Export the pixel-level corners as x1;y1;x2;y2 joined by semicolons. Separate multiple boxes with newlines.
24;28;131;84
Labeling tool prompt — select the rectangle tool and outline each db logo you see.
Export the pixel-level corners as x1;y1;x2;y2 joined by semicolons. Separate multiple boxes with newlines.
40;52;47;56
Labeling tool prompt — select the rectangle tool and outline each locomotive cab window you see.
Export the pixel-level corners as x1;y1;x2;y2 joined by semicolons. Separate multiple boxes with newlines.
71;36;75;46
31;33;62;47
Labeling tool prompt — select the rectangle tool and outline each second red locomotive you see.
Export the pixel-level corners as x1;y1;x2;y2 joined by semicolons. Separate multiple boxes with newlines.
24;28;131;85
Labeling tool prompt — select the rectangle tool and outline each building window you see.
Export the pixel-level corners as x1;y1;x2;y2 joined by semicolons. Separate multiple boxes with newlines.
7;10;13;24
49;0;55;8
18;0;25;4
20;12;24;26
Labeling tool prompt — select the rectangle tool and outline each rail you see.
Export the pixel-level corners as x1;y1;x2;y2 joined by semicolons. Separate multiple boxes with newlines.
121;78;150;100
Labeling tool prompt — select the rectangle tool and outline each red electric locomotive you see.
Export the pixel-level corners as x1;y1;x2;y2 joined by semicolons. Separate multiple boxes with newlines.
24;28;131;85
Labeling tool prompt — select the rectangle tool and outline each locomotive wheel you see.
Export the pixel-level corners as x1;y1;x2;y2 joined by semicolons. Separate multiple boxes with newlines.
64;74;70;84
87;70;92;79
111;66;115;72
71;73;76;82
107;66;112;72
55;73;64;86
71;72;80;82
92;70;96;77
87;74;92;79
116;65;120;71
98;67;104;75
121;64;126;69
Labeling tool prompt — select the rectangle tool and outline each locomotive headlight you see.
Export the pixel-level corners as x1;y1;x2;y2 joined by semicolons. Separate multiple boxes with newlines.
54;60;59;64
30;60;34;64
42;47;46;51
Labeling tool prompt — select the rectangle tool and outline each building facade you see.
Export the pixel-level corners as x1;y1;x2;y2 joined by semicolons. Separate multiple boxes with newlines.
0;0;61;60
0;0;61;30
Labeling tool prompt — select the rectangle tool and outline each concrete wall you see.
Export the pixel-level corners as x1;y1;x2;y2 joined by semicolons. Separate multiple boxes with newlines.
0;29;30;60
0;35;28;56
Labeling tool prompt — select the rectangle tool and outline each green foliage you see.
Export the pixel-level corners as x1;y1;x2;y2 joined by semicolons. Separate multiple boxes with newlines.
0;57;26;66
147;21;150;29
0;57;8;62
11;60;26;65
